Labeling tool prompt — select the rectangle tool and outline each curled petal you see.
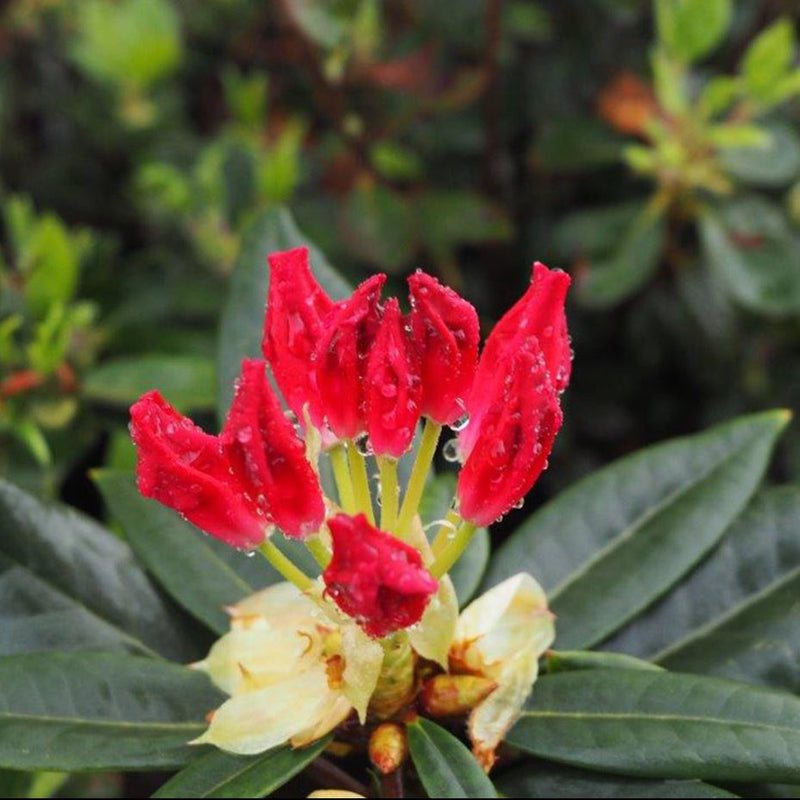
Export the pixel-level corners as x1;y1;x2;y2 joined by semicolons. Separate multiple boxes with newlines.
366;298;422;458
262;247;334;430
314;275;386;440
221;359;325;538
192;666;350;756
457;339;562;527
452;574;555;771
130;391;266;549
408;271;479;425
323;513;438;638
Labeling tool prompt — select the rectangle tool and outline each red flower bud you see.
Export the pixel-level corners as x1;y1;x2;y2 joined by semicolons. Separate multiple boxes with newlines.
131;390;267;549
221;359;325;538
313;275;386;440
408;271;479;425
365;298;422;458
323;513;438;638
131;360;324;548
262;247;334;430
464;263;570;455
457;338;563;526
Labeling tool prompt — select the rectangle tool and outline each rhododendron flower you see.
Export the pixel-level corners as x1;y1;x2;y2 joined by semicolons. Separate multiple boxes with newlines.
130;358;324;548
323;513;438;638
130;243;571;768
449;573;555;770
192;582;382;754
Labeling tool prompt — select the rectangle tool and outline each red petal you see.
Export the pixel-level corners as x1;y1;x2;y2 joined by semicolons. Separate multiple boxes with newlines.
262;247;335;430
408;271;479;425
130;391;267;549
457;339;563;527
463;262;570;457
365;298;422;458
323;514;438;638
221;359;325;538
313;274;386;440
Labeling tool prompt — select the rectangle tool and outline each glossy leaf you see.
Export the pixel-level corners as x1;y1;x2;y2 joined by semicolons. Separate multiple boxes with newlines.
507;669;800;782
546;650;663;674
483;412;787;649
153;737;330;798
216;208;352;419
94;470;279;635
0;652;220;771
0;478;200;661
497;762;735;798
604;487;800;692
83;355;216;412
407;717;497;799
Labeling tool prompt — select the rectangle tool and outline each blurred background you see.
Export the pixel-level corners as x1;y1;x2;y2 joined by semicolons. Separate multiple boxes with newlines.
1;0;800;536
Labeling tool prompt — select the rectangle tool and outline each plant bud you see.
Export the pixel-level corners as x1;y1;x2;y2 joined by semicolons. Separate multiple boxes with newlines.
368;722;408;775
419;674;497;718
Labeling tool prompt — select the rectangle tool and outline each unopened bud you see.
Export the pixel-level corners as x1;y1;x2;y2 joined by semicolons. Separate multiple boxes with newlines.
368;722;408;775
419;674;497;718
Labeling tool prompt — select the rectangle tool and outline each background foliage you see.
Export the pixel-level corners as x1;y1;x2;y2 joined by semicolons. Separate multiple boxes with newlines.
1;0;800;797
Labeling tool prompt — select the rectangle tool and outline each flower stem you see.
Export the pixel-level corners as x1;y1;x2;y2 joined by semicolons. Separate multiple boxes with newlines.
330;443;356;514
430;521;476;578
306;535;331;568
347;441;375;524
396;420;442;540
258;539;314;592
378;456;399;533
430;508;464;557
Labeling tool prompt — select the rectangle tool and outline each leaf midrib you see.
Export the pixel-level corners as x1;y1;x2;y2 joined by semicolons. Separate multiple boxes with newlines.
549;425;767;602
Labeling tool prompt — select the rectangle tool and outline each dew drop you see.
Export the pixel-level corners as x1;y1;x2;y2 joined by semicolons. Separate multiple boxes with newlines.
512;497;525;510
237;426;253;444
380;383;398;399
355;434;373;457
442;438;461;463
449;414;469;432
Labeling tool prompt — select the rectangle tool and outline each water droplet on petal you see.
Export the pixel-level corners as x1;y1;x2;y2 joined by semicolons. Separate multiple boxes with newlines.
442;438;461;463
449;414;469;432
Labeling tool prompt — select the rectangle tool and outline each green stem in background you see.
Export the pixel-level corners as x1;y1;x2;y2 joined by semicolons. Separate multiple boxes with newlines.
430;508;464;557
330;443;356;514
430;521;476;579
258;539;313;592
347;441;375;524
396;420;442;539
377;456;399;533
306;536;331;568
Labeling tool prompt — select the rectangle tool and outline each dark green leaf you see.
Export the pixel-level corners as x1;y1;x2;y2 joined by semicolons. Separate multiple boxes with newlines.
546;650;662;674
576;209;664;308
700;200;800;316
657;569;800;691
94;470;279;635
604;487;800;693
507;669;800;782
0;553;149;656
0;478;201;661
407;717;497;798
217;208;352;420
0;652;220;771
483;412;787;649
497;762;736;798
153;737;330;798
83;355;216;412
532;119;625;172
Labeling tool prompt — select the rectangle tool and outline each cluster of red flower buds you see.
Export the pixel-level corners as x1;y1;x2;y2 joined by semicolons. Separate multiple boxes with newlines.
130;247;571;640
